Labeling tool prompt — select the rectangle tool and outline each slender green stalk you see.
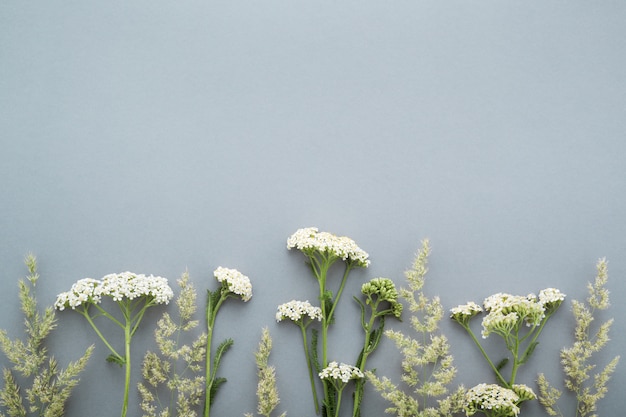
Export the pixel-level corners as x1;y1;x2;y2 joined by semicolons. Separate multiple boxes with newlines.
203;289;225;417
81;308;123;362
333;387;344;417
300;323;320;414
122;319;131;417
459;322;508;386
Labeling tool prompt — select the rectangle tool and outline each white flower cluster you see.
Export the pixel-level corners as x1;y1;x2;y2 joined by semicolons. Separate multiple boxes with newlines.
482;293;540;315
54;278;102;310
99;272;173;304
479;288;565;339
287;227;370;267
55;272;173;311
214;266;252;302
481;292;546;338
276;300;322;323
450;301;483;317
465;383;520;417
318;361;364;383
538;287;566;306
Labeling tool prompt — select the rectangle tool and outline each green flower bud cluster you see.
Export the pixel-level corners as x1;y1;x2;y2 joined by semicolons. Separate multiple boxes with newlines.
361;277;403;318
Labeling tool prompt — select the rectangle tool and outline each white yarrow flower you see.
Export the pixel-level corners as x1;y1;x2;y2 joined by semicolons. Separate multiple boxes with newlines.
318;361;364;384
538;287;566;305
287;227;370;267
465;383;520;416
214;266;252;302
54;278;102;310
55;273;174;310
276;300;322;323
99;272;174;304
450;301;483;316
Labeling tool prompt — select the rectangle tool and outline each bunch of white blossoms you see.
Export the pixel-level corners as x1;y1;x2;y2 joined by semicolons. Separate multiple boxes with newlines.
287;227;370;267
450;301;483;325
538;287;566;314
54;272;173;311
276;300;322;323
214;266;252;302
98;272;173;304
480;289;566;338
318;361;364;384
54;278;102;310
465;383;521;417
482;292;546;336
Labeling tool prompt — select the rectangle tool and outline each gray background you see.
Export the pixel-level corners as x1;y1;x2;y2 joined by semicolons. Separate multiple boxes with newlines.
1;1;624;416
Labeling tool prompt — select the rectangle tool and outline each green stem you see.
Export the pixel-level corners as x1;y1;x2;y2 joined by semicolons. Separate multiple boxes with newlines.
524;312;551;358
92;303;125;329
301;323;320;414
462;324;508;387
509;334;520;385
80;307;123;362
130;301;153;337
352;306;378;417
334;386;344;417
204;290;226;417
326;263;352;324
121;314;131;417
314;255;333;412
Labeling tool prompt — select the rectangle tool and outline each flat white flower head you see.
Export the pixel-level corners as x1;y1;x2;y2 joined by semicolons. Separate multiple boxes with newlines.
465;383;520;417
54;278;102;310
318;361;364;384
538;287;566;314
98;272;174;304
54;272;173;310
287;227;370;267
450;301;483;320
214;266;252;302
538;288;565;304
276;300;322;323
482;292;545;332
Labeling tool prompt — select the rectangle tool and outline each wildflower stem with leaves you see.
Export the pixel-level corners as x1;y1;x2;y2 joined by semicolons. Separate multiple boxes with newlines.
283;227;370;417
352;277;402;417
451;288;565;390
451;284;565;416
203;267;252;417
55;271;173;417
276;300;322;413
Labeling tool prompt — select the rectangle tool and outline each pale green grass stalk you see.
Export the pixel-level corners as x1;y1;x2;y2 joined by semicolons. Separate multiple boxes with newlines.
138;271;206;417
244;327;286;417
366;240;465;417
538;258;620;417
0;254;93;417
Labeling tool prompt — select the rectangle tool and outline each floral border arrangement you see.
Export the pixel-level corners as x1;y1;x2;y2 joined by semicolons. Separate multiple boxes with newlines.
0;228;620;417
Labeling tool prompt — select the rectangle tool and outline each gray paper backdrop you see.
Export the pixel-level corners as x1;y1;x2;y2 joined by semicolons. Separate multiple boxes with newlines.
1;1;624;416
